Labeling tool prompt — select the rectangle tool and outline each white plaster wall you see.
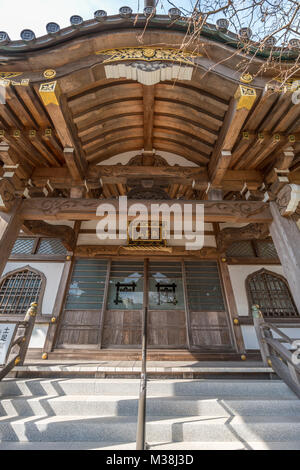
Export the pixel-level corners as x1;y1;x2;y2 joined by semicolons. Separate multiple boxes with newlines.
29;326;48;349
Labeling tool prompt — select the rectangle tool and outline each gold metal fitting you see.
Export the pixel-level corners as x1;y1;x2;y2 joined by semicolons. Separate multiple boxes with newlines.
14;357;21;366
267;359;272;367
241;355;247;361
66;255;71;261
221;258;227;263
51;317;56;324
233;319;239;326
42;353;48;360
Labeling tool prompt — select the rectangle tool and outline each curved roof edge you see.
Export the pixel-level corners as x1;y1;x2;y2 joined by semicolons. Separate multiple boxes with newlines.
0;13;299;62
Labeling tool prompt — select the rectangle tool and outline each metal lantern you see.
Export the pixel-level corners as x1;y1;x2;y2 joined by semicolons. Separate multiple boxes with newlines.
144;6;156;18
119;6;133;18
70;15;84;28
46;22;60;35
0;32;10;44
94;10;107;22
239;27;252;40
20;29;36;42
216;18;229;33
168;8;181;20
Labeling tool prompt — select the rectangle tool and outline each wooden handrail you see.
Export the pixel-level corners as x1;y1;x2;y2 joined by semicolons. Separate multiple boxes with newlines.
252;305;300;399
0;302;38;381
136;306;148;451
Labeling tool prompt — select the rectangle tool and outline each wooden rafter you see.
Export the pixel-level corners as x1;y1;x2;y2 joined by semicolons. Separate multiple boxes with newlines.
143;85;155;152
38;81;87;182
209;85;257;187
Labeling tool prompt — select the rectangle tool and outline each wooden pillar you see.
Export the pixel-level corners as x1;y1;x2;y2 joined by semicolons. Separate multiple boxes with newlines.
215;223;245;354
0;201;23;278
219;259;246;354
269;202;300;312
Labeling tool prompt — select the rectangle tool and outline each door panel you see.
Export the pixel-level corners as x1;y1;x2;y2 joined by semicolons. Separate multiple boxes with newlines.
147;261;187;348
184;261;234;350
56;259;108;348
102;310;142;347
148;310;187;348
102;260;144;348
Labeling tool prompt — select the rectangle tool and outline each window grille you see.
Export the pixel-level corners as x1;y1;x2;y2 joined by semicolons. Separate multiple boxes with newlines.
185;261;225;312
11;238;35;255
0;268;43;315
247;269;298;318
226;240;278;259
65;259;108;310
37;238;66;255
11;237;66;256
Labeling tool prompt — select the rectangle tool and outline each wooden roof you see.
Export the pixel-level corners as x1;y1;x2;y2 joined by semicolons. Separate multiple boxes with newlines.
0;13;299;201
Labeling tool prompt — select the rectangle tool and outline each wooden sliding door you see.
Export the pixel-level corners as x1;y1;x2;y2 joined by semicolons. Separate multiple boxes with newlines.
56;257;234;352
56;259;108;348
184;261;234;350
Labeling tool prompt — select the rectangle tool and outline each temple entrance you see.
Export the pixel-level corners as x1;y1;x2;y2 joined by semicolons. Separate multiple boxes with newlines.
56;258;235;351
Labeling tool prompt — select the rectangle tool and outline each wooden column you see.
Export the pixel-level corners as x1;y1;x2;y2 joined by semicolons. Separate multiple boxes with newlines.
0;201;23;278
215;223;245;354
218;259;246;354
269;202;300;312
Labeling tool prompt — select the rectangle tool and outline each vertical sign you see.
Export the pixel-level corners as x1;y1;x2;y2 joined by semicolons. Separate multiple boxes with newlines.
0;324;17;365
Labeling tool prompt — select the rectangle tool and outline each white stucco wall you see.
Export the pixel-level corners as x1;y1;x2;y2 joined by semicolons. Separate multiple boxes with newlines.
2;262;65;348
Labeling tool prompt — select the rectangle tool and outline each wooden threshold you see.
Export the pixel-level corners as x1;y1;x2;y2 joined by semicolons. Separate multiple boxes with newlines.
27;348;261;362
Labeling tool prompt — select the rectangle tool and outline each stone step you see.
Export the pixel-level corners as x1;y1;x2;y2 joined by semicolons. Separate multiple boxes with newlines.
1;441;300;450
0;379;296;399
1;395;300;418
0;415;300;443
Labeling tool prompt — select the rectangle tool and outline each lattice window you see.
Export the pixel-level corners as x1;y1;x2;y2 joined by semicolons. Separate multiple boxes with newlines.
11;238;36;255
227;241;256;258
246;269;298;318
11;237;66;256
226;240;278;259
185;261;225;312
37;238;66;255
0;268;44;315
65;259;108;310
255;240;278;259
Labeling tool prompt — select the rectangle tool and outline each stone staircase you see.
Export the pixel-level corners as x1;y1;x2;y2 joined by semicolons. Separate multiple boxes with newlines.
0;378;299;450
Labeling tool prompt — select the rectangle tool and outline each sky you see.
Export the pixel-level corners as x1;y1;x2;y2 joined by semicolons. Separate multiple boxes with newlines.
0;0;193;40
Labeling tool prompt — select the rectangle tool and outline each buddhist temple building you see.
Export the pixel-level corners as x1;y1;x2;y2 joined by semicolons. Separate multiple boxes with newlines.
0;4;300;363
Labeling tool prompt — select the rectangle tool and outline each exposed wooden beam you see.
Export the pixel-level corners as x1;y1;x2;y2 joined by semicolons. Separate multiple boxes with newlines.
20;198;273;223
209;85;257;187
38;81;87;181
143;85;155;152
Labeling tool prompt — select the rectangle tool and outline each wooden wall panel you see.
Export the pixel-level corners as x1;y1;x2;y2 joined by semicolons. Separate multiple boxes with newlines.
148;310;187;348
102;310;142;347
56;309;101;347
190;311;232;349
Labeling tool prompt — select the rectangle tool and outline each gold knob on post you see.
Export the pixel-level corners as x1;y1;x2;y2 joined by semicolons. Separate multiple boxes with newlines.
14;357;21;366
42;353;48;360
51;317;56;324
241;355;247;361
233;318;239;326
